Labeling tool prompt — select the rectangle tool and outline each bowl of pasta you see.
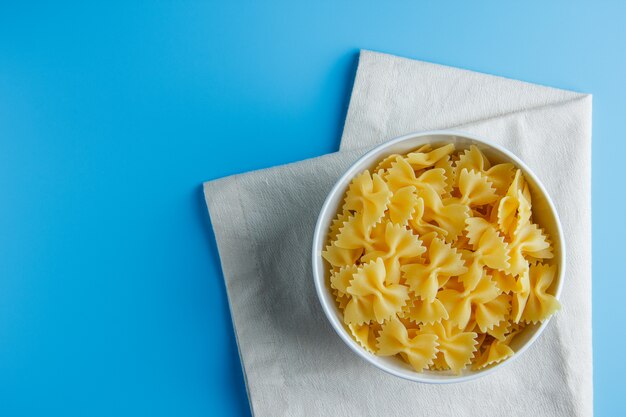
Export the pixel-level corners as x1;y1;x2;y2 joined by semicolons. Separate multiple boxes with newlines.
312;130;564;383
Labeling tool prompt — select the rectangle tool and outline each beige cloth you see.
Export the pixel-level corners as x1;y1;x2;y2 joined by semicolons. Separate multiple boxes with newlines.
203;50;592;417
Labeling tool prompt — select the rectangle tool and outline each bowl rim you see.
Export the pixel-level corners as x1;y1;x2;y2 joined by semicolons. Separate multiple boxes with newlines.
311;129;566;384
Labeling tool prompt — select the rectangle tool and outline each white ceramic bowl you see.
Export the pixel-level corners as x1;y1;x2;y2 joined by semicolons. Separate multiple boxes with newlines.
312;130;565;383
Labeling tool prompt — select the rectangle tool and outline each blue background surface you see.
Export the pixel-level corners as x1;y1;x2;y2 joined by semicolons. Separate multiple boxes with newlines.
0;1;623;416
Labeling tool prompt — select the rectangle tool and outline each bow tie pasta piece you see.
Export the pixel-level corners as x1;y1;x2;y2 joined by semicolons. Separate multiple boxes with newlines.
361;221;426;285
458;168;499;206
439;275;505;330
323;143;559;373
497;170;533;238
421;321;478;373
343;170;392;227
465;218;510;267
386;156;448;195
405;143;455;170
520;263;561;323
466;217;510;259
401;236;467;302
460;218;510;289
388;186;418;225
456;145;516;194
344;258;410;325
506;219;552;277
401;296;449;325
376;317;439;372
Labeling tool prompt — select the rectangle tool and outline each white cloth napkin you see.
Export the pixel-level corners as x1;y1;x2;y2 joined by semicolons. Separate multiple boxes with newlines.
203;50;592;417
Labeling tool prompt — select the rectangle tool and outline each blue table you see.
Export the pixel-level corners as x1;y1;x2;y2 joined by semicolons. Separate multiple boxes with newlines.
1;2;623;416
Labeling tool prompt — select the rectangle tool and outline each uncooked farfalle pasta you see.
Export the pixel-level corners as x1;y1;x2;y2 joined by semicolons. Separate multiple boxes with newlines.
322;144;560;373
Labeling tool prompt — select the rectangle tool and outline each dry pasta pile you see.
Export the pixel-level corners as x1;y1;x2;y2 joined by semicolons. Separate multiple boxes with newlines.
323;144;561;373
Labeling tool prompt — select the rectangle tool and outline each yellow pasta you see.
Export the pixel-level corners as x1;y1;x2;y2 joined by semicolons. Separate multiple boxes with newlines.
402;296;449;325
361;222;425;285
343;170;392;227
323;144;560;373
405;143;455;170
417;185;469;241
349;322;381;353
401;236;467;302
519;263;561;324
376;316;439;371
421;321;478;373
330;264;358;295
457;168;499;207
386;156;448;195
434;155;455;195
344;258;409;325
322;242;362;268
438;275;507;331
456;145;515;194
472;339;514;370
387;186;418;225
